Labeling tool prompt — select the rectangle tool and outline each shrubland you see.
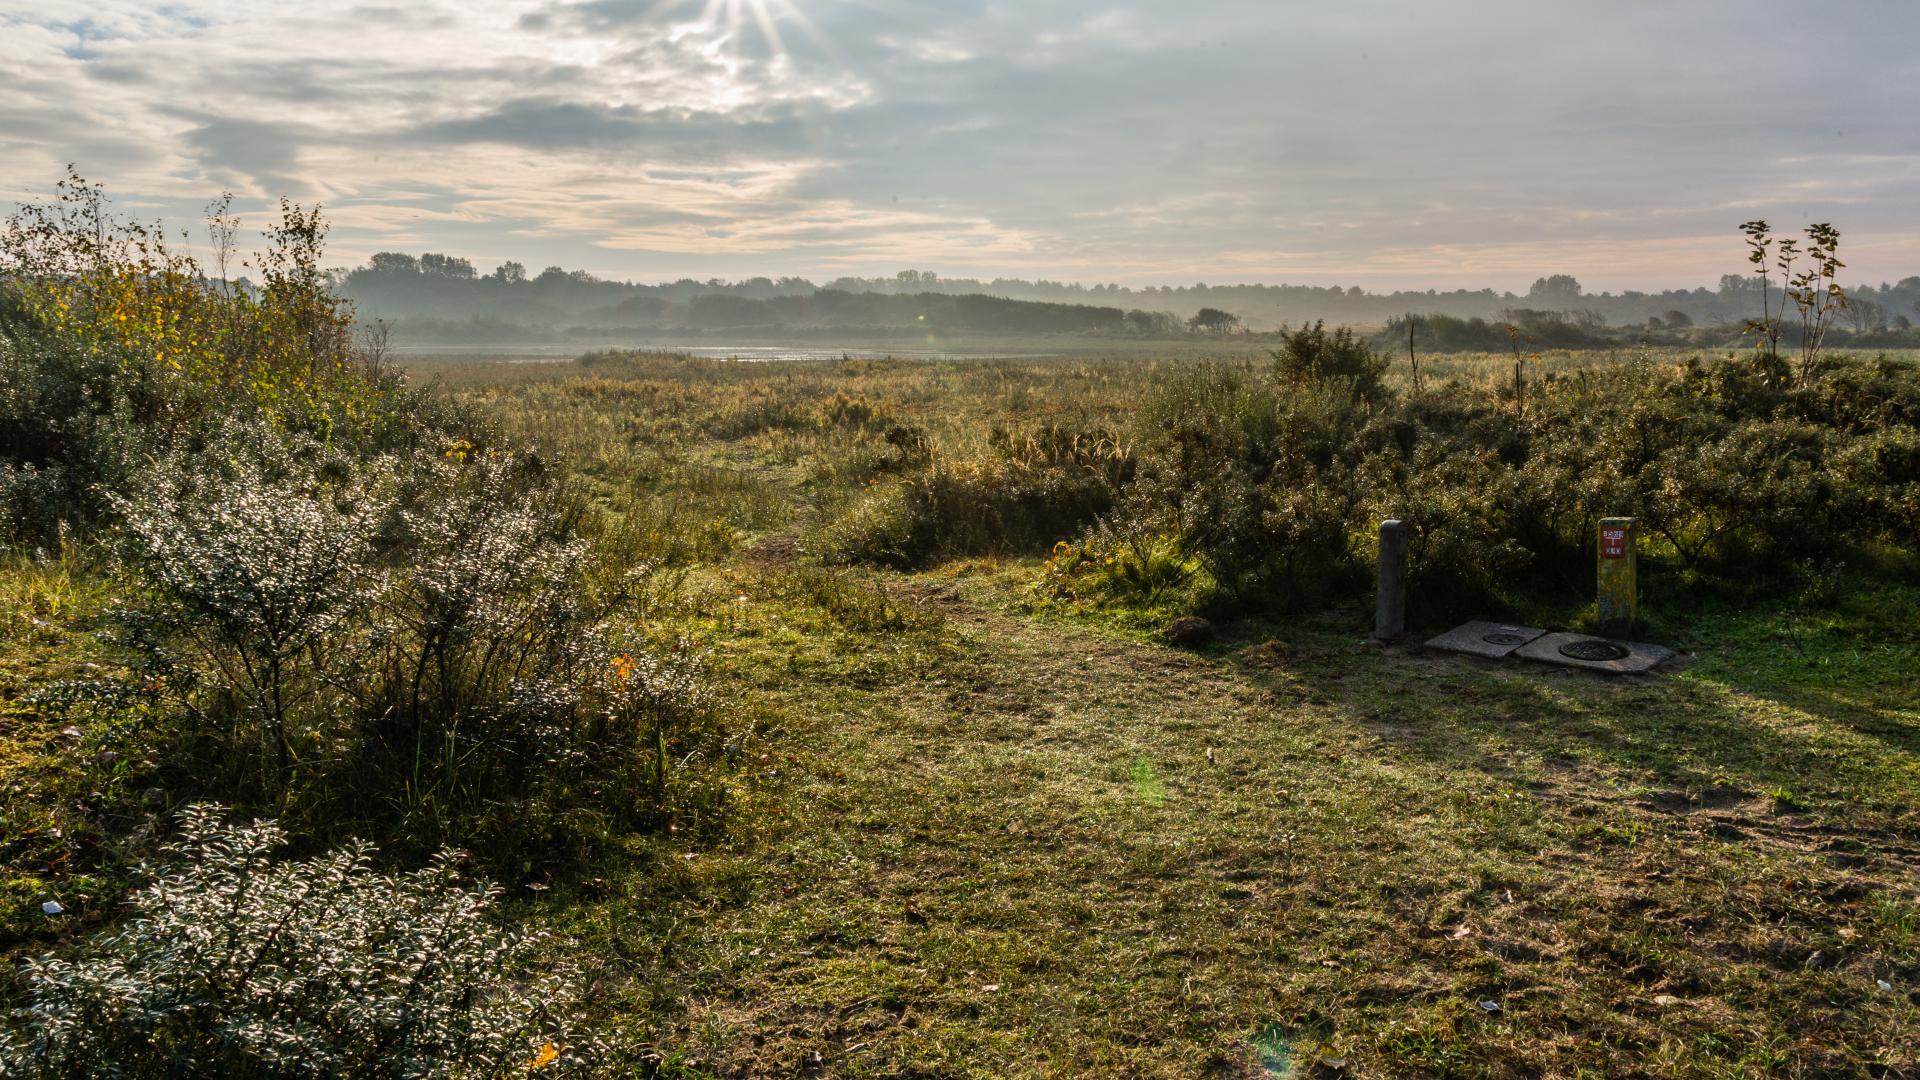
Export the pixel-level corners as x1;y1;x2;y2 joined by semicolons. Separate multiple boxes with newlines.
2;175;729;863
823;333;1920;630
0;176;730;1075
402;343;1919;1077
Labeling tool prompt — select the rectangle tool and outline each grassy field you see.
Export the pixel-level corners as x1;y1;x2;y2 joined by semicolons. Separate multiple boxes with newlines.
413;349;1920;1077
6;346;1917;1077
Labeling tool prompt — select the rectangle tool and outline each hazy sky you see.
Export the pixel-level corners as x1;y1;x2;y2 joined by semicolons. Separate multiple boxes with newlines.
3;0;1917;291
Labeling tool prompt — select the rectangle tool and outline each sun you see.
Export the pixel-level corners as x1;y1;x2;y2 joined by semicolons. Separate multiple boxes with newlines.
687;0;825;60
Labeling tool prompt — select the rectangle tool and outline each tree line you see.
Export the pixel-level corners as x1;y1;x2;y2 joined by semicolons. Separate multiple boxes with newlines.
339;252;1920;338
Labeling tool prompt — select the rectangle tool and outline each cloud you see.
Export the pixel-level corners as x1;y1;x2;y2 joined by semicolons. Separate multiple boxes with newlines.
1;0;1917;289
178;115;315;196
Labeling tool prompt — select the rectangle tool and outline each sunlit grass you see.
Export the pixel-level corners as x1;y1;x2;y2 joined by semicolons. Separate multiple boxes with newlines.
439;347;1920;1076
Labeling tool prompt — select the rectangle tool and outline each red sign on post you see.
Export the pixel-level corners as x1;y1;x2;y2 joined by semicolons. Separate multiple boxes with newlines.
1601;526;1628;559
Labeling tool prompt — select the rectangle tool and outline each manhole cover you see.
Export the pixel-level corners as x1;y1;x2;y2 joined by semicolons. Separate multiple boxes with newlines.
1482;633;1529;645
1559;639;1629;662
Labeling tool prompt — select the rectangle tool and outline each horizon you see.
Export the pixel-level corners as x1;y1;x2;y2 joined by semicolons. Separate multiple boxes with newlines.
325;260;1917;301
5;1;1918;293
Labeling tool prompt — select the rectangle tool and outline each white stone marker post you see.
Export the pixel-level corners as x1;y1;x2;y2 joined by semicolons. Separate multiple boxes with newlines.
1374;519;1408;640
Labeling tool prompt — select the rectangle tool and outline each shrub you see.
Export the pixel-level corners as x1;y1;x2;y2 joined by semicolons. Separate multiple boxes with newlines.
816;483;921;567
822;422;1131;568
113;423;389;794
1273;320;1390;400
1082;351;1919;622
1356;439;1527;615
0;173;447;546
1854;427;1920;539
347;451;622;842
1;173;372;448
0;806;605;1079
0;176;735;860
1120;365;1366;606
0;329;158;543
1033;526;1199;612
103;435;722;858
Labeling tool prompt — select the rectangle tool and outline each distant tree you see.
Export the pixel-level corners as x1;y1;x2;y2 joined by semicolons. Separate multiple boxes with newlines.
1123;309;1183;336
1894;315;1913;330
367;252;418;274
491;260;526;284
1526;274;1583;306
535;266;569;284
1187;307;1242;334
614;294;671;320
1843;295;1888;331
1663;309;1693;328
418;253;475;279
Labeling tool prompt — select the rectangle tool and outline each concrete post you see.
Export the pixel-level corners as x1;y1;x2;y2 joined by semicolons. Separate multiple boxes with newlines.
1596;516;1637;630
1374;519;1408;640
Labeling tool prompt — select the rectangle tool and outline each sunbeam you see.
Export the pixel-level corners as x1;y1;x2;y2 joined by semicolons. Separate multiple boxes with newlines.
677;0;830;62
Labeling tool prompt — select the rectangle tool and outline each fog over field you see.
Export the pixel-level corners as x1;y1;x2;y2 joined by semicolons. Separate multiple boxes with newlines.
4;1;1919;294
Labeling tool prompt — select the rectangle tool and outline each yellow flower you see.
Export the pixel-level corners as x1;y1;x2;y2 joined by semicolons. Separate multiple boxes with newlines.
609;654;636;683
530;1042;560;1069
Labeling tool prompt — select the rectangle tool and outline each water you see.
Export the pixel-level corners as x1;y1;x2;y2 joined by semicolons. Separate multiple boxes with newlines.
389;342;1061;363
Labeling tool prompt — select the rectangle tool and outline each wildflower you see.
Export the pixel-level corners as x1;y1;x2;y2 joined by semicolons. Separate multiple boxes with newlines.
609;654;636;683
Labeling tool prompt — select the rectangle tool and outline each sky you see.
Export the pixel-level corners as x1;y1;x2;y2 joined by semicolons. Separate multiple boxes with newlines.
2;0;1917;293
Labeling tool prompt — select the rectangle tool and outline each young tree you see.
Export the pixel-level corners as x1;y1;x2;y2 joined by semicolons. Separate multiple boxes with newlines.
1740;220;1848;383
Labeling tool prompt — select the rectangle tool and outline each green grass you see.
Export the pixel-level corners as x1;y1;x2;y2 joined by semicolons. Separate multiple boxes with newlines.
541;561;1918;1076
5;349;1917;1077
0;545;148;966
434;351;1918;1077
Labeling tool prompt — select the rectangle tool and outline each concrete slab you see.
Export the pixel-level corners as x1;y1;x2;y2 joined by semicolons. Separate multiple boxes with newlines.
1514;632;1673;674
1424;621;1548;659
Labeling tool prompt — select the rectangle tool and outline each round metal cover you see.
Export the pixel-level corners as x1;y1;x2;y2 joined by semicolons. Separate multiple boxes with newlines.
1482;633;1528;645
1559;639;1629;662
